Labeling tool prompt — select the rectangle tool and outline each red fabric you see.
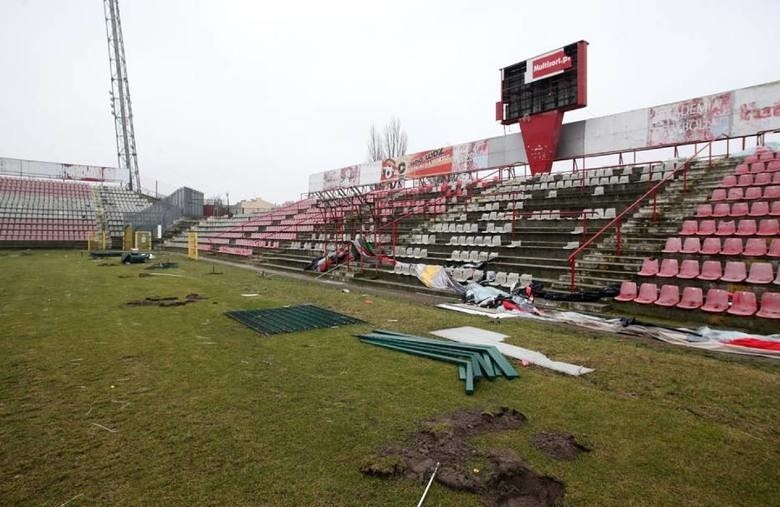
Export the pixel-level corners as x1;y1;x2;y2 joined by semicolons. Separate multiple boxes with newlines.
726;338;780;351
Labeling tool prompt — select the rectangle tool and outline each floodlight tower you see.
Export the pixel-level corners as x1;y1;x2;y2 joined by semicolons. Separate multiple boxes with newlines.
103;0;141;191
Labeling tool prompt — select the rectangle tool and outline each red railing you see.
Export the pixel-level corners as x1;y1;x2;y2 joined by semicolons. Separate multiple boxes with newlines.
566;138;722;291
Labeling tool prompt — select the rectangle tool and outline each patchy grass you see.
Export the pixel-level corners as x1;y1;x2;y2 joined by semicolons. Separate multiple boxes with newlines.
0;250;778;506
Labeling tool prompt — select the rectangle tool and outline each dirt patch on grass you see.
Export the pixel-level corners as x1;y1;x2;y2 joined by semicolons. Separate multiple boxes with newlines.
531;432;590;461
361;407;565;506
127;293;207;307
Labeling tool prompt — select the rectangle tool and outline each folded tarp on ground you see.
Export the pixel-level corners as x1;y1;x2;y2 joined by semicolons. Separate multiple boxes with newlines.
436;303;780;359
430;326;595;377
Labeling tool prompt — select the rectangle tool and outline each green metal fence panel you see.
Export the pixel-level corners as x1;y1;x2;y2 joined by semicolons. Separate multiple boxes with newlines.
226;304;364;336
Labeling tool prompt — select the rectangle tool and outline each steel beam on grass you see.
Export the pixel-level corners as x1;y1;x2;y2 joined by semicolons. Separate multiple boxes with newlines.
359;339;475;394
361;331;518;378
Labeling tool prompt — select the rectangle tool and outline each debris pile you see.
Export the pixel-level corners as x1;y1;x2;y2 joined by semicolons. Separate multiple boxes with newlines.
126;293;206;307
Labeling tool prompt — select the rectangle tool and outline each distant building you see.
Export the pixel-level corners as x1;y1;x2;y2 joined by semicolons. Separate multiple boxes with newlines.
239;197;276;214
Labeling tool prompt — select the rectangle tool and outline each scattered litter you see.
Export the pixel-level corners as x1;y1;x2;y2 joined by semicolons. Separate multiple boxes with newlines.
436;303;520;319
532;432;590;460
139;272;184;278
364;299;373;304
225;304;364;336
341;288;351;293
357;330;518;394
386;319;399;322
127;294;207;307
241;293;260;297
431;326;594;376
361;407;565;506
90;422;117;433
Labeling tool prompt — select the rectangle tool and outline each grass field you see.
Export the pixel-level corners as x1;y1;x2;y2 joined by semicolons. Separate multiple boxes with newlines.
0;250;778;506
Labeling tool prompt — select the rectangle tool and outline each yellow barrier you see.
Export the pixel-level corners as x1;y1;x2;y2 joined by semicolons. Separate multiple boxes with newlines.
187;232;198;260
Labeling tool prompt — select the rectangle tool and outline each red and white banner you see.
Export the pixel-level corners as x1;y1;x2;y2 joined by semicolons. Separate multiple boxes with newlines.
452;140;489;173
322;165;360;190
647;92;732;146
524;48;573;84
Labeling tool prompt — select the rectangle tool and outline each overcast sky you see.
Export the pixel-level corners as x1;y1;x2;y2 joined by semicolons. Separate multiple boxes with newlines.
0;0;777;203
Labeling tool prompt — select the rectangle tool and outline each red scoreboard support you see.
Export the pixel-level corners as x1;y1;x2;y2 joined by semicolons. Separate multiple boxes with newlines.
497;41;588;174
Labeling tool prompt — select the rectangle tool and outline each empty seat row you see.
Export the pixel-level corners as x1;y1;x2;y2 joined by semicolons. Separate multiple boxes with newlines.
696;201;780;218
395;246;427;258
720;172;780;188
679;219;779;237
448;250;499;262
662;236;780;256
615;282;780;318
711;185;780;201
734;160;780;174
447;235;503;247
638;258;779;284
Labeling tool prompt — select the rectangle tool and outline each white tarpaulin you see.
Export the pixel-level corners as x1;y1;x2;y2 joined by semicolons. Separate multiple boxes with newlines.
430;326;595;377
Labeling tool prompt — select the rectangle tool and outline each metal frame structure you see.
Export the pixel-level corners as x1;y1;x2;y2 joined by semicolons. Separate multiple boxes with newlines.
103;0;140;191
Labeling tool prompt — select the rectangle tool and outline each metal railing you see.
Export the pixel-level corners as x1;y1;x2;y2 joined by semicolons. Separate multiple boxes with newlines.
566;137;723;291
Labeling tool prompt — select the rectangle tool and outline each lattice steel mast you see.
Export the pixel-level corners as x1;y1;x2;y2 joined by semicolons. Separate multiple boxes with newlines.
103;0;140;191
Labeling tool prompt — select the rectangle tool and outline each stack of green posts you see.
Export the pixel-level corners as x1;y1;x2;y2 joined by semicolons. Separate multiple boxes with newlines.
357;330;519;394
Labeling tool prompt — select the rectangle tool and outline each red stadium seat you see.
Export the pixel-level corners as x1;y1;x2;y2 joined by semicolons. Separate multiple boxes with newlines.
634;283;658;304
756;292;780;319
614;281;638;302
638;258;659;276
750;162;765;173
722;175;738;187
721;237;743;255
700;237;721;255
757;219;779;236
676;286;704;309
774;171;780;183
745;154;759;164
729;202;748;217
769;238;780;257
768;160;780;172
712;202;731;217
758;151;775;161
681;237;701;254
771;202;780;217
701;289;730;313
710;188;727;201
727;291;757;316
746;262;774;284
762;185;780;199
734;163;749;175
655;284;680;307
735;219;757;236
695;204;712;217
721;261;747;282
748;201;769;217
715;220;736;236
726;188;744;200
744;238;768;256
754;172;772;186
696;219;716;236
662;237;682;253
657;258;679;277
698;260;723;281
680;220;698;235
677;260;700;279
736;174;753;187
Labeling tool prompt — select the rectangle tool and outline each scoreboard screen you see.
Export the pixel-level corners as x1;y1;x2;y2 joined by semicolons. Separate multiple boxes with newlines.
499;41;588;124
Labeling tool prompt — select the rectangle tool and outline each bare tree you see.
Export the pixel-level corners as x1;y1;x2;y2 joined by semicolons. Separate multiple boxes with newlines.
366;124;384;162
383;117;408;159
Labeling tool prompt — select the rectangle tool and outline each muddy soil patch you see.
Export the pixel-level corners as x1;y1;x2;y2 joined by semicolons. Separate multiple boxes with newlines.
127;293;207;307
531;432;590;461
360;407;565;506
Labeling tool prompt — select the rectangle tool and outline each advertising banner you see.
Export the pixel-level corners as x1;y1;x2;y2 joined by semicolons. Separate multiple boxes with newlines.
322;165;360;191
647;92;732;146
731;83;780;136
452;140;489;174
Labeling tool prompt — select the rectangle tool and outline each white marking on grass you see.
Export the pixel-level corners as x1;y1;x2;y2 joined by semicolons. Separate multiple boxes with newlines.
90;423;117;433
